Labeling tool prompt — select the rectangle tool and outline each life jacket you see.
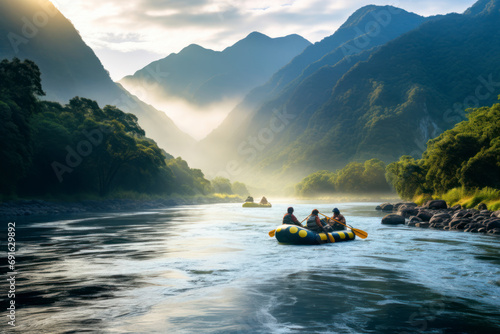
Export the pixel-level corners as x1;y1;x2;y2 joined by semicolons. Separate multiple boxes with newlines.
283;213;295;225
307;215;319;229
283;213;296;225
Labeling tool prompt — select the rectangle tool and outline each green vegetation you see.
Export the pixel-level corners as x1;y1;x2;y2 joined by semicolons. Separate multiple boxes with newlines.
387;102;500;209
0;58;244;201
295;159;392;197
219;4;500;186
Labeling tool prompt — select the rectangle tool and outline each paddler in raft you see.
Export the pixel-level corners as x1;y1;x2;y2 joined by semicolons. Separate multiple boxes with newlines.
282;207;302;226
306;209;332;233
327;208;347;230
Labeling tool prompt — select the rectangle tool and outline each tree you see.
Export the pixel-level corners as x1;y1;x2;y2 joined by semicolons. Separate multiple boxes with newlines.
386;156;427;200
232;181;249;196
0;58;45;196
211;177;233;194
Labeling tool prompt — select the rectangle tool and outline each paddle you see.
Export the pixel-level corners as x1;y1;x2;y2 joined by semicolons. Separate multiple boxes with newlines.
269;214;311;237
319;212;368;239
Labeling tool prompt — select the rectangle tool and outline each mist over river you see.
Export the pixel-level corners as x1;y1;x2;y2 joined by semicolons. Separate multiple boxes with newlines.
2;202;499;333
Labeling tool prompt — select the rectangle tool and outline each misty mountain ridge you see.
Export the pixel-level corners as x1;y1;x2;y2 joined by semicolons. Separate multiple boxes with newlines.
0;0;195;158
212;0;500;188
196;4;429;183
119;32;311;107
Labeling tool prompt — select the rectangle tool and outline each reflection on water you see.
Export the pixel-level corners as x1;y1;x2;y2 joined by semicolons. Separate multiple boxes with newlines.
1;202;499;333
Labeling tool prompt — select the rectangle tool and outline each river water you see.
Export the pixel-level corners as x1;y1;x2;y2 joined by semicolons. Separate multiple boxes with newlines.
2;201;499;333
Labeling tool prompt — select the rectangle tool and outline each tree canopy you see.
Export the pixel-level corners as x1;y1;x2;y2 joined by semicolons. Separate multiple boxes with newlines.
295;158;392;197
387;102;500;199
0;58;213;199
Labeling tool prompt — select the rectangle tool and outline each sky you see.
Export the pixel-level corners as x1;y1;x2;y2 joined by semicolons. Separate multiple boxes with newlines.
51;0;478;81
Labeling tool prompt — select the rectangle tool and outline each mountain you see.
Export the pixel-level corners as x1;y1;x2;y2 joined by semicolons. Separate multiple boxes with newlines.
119;32;311;107
198;5;428;184
0;0;194;157
215;0;500;188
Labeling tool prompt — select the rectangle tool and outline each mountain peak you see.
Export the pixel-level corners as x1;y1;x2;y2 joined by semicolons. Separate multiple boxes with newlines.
339;5;417;30
244;31;271;40
464;0;500;16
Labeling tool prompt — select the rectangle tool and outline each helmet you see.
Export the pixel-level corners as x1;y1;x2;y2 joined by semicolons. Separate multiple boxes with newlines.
333;208;340;214
287;207;294;214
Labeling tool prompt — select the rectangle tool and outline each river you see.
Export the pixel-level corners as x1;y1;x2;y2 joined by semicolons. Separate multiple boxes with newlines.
2;201;499;333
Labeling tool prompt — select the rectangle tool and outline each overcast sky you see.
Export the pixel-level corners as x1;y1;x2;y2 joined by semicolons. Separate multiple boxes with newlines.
52;0;477;81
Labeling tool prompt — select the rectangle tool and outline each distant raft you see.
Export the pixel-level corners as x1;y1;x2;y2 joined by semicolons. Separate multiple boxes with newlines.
274;224;356;245
242;202;272;208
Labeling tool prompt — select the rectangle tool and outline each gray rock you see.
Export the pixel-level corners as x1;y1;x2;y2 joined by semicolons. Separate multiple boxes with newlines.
487;228;500;235
407;216;422;227
398;207;419;218
477;203;488;210
416;210;434;222
423;199;448;210
380;203;394;212
486;220;500;230
381;214;405;225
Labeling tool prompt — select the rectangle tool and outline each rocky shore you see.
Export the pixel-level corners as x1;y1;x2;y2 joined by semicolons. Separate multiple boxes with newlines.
0;196;241;218
377;200;500;235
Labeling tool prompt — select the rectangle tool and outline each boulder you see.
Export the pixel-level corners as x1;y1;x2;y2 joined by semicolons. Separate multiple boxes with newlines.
486;220;500;231
394;202;417;210
452;210;467;219
416;210;434;222
416;222;430;228
478;227;488;233
407;216;422;227
381;214;405;225
380;203;394;212
453;222;469;230
492;210;500;218
487;228;500;235
450;204;462;211
430;213;451;224
424;200;448;210
449;218;471;228
477;203;488;210
398;207;419;218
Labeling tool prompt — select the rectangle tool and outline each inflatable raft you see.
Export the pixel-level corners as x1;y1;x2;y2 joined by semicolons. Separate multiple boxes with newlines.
242;202;272;208
274;224;356;245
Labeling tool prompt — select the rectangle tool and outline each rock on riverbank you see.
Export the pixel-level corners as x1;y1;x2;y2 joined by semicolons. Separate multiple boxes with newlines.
377;200;500;235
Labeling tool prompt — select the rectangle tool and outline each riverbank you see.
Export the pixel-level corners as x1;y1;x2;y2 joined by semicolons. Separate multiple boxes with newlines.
378;200;500;235
0;195;243;218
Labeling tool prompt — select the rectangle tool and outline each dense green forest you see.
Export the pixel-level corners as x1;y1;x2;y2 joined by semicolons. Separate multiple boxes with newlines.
0;58;245;200
386;101;500;208
295;159;392;197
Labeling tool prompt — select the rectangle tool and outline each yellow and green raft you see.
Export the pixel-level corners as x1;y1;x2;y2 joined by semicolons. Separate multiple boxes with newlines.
274;224;356;245
242;202;272;208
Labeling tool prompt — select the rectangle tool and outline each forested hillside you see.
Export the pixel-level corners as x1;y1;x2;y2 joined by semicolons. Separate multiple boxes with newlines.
387;100;500;208
0;58;210;199
198;5;427;183
200;1;500;190
0;0;195;158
